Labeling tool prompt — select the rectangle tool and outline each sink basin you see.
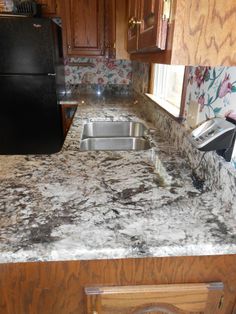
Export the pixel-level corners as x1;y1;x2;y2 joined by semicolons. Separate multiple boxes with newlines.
80;137;151;151
82;121;147;139
80;121;151;151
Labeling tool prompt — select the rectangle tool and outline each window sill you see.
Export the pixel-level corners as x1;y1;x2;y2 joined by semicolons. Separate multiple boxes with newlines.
145;93;180;118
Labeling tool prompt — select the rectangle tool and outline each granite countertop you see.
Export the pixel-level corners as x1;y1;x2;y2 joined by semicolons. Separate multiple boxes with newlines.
0;94;236;263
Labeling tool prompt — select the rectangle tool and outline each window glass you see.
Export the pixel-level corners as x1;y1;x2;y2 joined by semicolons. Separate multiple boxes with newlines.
147;64;185;117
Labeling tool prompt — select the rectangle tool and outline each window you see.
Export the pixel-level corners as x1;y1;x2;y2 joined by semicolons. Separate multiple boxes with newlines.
147;64;186;118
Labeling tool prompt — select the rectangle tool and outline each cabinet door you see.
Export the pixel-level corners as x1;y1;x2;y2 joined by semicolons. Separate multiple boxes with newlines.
104;0;116;59
37;0;59;16
85;282;224;314
127;0;139;52
62;0;105;57
138;0;168;51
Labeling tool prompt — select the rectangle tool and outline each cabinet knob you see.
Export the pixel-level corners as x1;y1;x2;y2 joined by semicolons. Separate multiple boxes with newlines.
128;17;141;29
68;45;71;49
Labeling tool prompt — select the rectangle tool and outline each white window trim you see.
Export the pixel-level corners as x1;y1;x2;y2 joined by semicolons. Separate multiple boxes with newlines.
146;93;181;117
147;64;186;118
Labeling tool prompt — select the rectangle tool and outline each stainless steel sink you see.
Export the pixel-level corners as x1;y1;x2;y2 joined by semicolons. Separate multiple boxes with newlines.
81;121;147;139
80;137;151;151
80;121;151;151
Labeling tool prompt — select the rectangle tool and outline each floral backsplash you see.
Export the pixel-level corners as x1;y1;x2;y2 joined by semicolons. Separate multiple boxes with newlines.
186;66;236;168
64;57;132;86
186;66;236;122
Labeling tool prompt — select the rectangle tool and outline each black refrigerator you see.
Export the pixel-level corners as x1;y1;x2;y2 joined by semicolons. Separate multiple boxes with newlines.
0;16;65;154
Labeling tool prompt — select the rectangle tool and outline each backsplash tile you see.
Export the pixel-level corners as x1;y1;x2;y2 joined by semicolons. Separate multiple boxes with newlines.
64;57;132;86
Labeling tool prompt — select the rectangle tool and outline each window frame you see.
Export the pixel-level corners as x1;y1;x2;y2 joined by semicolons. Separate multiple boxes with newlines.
147;64;189;122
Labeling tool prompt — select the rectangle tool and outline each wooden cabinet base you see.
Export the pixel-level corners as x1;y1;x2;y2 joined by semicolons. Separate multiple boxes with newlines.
61;0;116;58
0;255;236;314
85;282;224;313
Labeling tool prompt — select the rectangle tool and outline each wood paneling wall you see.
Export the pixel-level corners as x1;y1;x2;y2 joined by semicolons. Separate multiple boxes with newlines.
171;0;236;65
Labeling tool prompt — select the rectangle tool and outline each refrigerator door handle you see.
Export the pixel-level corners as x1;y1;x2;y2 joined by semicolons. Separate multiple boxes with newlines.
48;73;56;76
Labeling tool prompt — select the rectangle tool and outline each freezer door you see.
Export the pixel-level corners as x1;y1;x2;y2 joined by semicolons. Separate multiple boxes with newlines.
0;17;55;74
0;75;64;154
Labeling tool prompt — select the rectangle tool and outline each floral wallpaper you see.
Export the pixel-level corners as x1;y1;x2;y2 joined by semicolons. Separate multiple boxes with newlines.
186;66;236;121
64;57;132;86
186;66;236;168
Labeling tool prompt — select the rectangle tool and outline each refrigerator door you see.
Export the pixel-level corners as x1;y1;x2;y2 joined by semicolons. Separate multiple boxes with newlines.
51;20;66;99
0;75;63;154
0;17;55;74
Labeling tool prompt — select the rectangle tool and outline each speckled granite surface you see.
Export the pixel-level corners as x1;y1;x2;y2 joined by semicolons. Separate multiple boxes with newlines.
0;94;236;263
136;92;236;207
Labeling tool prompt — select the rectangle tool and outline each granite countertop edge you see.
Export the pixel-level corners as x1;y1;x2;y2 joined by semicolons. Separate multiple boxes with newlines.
1;244;236;264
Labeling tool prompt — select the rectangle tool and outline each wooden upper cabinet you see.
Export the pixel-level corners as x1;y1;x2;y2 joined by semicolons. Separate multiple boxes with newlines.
127;0;139;52
61;0;115;58
138;0;167;51
37;0;60;17
127;0;169;53
85;282;224;314
104;0;116;59
62;0;104;57
130;0;236;66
